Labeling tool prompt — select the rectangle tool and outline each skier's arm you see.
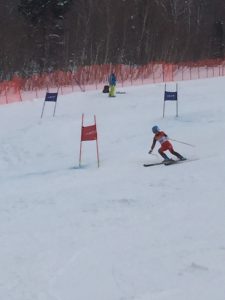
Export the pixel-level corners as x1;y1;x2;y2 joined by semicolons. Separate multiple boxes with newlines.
149;138;156;153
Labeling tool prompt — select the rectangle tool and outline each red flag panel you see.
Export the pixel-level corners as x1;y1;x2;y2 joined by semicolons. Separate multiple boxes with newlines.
81;125;97;141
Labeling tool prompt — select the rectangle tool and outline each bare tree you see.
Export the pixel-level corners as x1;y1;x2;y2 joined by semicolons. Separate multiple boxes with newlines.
0;0;225;79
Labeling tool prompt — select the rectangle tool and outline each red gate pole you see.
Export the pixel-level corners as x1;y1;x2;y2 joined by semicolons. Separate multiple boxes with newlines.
79;114;99;167
94;115;100;168
79;113;84;167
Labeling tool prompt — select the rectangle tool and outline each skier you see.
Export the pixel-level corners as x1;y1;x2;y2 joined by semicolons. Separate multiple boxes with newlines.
108;72;116;97
149;125;185;161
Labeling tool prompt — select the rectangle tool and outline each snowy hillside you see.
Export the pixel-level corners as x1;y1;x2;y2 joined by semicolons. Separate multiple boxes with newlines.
1;77;225;300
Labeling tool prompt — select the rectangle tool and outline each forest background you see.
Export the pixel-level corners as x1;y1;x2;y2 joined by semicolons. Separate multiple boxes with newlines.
1;0;225;80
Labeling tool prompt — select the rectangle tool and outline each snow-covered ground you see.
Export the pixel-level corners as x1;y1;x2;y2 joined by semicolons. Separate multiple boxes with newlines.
1;77;225;300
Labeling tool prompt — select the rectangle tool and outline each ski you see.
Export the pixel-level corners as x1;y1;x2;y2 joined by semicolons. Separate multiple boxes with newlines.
143;158;175;167
163;158;198;166
143;162;165;167
116;91;126;94
143;158;197;167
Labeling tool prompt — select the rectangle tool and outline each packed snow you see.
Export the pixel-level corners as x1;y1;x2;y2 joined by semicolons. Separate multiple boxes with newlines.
1;77;225;300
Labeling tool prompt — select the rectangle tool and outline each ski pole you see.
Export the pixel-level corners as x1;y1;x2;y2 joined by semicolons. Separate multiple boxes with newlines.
169;138;195;148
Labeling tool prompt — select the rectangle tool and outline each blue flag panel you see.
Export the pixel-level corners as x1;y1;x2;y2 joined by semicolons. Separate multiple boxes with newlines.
164;91;177;101
45;92;58;102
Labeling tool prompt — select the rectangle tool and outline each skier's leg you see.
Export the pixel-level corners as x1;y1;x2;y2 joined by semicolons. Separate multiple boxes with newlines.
158;148;170;160
170;149;184;160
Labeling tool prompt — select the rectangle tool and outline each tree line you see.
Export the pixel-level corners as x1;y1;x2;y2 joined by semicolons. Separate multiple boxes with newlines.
0;0;225;80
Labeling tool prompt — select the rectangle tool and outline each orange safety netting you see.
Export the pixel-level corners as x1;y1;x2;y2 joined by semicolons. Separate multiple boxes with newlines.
1;58;225;105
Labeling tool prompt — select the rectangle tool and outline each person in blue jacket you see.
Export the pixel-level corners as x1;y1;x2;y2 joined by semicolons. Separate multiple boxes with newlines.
108;73;116;97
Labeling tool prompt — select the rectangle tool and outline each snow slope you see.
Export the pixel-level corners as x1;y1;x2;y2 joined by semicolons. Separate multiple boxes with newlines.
1;77;225;300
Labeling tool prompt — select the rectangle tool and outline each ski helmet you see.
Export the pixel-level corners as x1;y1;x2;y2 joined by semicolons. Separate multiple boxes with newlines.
152;125;160;133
